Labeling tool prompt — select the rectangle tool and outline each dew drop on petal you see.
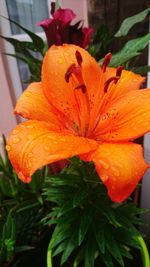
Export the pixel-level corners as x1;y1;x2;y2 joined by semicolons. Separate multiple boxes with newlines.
58;58;64;64
111;166;120;177
12;129;19;135
27;125;34;129
6;145;11;152
18;171;31;183
99;160;109;170
44;145;50;151
25;91;32;97
13;137;20;144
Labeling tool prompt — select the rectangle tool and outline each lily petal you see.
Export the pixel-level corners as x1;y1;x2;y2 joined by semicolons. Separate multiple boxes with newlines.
42;44;101;133
94;89;150;141
6;120;97;183
101;68;145;112
14;82;63;127
86;142;148;202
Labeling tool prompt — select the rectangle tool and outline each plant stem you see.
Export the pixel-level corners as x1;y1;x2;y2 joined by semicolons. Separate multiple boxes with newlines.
47;247;53;267
137;235;150;267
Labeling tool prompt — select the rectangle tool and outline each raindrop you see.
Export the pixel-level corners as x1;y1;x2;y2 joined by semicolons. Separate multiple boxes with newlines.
111;166;120;177
12;129;19;135
6;145;11;152
58;58;64;64
99;160;109;170
27;125;34;129
44;145;50;151
13;137;20;144
25;91;32;97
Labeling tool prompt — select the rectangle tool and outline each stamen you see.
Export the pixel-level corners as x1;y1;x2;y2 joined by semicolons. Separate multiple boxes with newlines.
65;63;76;82
75;84;87;94
75;50;83;66
102;53;112;72
104;76;119;93
116;66;123;78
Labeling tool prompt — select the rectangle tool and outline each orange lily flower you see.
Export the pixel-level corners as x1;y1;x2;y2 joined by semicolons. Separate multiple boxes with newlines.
6;44;150;202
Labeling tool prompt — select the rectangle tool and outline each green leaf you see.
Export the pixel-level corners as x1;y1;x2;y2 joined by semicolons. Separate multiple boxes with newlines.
73;187;91;207
78;208;93;245
60;230;78;265
49;223;73;250
55;0;60;11
132;65;150;75
105;229;124;266
2;16;45;52
115;8;150;37
15;245;34;252
99;250;114;267
108;33;150;67
73;247;85;267
93;222;105;254
52;239;68;257
84;238;97;267
0;36;38;52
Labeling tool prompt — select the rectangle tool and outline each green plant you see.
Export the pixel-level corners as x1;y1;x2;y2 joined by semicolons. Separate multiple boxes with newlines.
42;158;149;267
0;136;47;265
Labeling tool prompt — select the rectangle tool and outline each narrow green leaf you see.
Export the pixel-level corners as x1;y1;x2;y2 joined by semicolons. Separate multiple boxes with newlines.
99;250;114;267
109;33;150;67
84;238;97;267
61;230;78;265
105;229;124;266
15;245;34;252
93;222;105;254
73;187;91;207
132;65;150;75
73;247;85;267
78;208;93;245
2;16;44;52
115;8;150;37
0;35;37;52
52;239;68;257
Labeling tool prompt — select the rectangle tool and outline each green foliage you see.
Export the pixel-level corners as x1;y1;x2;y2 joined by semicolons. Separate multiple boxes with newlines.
43;158;145;267
0;137;47;265
115;8;150;37
0;17;46;82
108;33;150;67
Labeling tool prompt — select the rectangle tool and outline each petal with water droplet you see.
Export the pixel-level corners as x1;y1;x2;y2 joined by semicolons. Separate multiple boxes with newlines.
95;89;150;141
7;120;98;183
84;142;148;202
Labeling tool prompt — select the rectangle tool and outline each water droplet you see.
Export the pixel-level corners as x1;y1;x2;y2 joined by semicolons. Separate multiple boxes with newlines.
44;146;50;151
58;58;64;64
111;166;120;177
6;145;11;152
99;160;109;170
25;91;32;97
27;125;34;129
18;171;31;183
27;134;34;140
22;110;30;118
12;129;19;135
13;137;20;144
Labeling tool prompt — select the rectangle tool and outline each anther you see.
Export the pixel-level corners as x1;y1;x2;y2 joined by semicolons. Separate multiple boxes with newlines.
75;84;87;94
75;50;83;66
102;53;112;72
104;76;119;93
65;63;76;82
116;66;123;78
